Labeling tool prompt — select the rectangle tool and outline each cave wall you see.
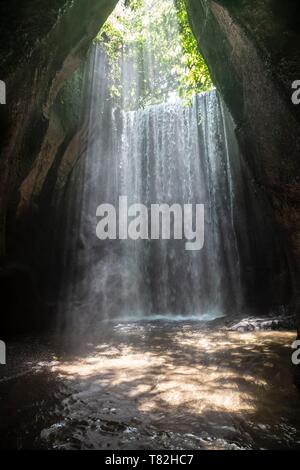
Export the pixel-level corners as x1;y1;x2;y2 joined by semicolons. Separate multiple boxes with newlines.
0;0;118;250
0;0;118;333
185;0;300;318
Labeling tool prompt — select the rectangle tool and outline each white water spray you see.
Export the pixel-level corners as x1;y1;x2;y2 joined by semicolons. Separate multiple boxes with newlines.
58;1;268;330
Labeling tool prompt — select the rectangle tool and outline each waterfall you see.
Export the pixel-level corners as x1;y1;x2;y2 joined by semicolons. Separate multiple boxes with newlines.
59;45;248;330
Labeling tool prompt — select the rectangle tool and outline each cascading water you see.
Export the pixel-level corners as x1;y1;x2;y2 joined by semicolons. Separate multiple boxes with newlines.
58;0;286;331
59;44;245;329
2;0;298;453
113;90;243;319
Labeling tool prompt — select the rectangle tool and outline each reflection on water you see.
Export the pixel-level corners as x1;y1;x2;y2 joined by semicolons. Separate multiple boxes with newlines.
0;321;300;449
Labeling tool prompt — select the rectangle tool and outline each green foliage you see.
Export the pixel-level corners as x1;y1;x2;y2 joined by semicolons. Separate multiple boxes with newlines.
96;0;213;109
175;0;213;100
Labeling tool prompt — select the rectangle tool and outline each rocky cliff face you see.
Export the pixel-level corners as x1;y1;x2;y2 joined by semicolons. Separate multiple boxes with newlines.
0;0;299;338
184;0;300;387
0;0;117;333
185;0;300;316
0;0;117;254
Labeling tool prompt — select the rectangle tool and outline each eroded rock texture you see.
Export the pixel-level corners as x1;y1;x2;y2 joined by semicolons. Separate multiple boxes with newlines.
185;0;300;317
0;0;117;332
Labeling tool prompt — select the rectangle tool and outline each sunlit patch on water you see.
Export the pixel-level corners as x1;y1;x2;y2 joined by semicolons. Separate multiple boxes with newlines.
1;323;300;450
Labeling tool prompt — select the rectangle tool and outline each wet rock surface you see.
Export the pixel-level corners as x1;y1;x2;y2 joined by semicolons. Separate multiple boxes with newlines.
185;0;300;328
228;315;296;333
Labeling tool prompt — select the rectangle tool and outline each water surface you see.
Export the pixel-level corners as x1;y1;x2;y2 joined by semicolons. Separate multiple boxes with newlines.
1;321;300;449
